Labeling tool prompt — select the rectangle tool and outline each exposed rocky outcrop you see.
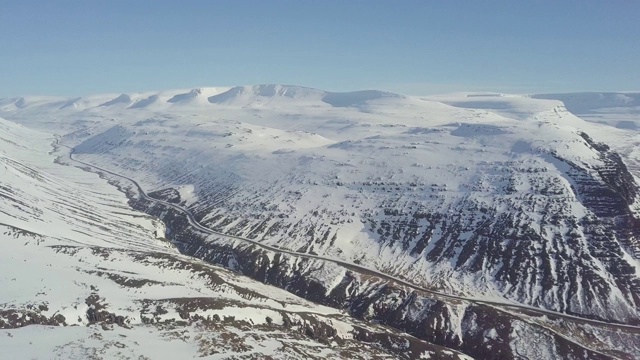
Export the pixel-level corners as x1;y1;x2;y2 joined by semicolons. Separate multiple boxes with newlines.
0;309;66;329
130;194;638;359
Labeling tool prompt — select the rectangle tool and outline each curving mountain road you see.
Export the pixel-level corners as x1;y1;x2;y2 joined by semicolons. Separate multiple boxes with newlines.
63;145;640;334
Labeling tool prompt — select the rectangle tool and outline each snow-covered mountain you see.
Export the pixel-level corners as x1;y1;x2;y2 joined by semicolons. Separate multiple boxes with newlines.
2;86;640;359
0;116;476;359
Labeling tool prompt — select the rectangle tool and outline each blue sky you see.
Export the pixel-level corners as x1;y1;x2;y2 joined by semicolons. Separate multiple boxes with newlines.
1;0;638;96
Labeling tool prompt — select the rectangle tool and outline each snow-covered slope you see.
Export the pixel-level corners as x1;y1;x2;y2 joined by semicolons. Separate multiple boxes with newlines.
0;116;477;359
2;86;640;358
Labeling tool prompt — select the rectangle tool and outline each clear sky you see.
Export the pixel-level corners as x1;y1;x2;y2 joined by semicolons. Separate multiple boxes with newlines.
1;0;638;97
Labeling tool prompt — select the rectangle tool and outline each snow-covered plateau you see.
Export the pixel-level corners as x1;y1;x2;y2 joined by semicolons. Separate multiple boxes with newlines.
1;85;639;359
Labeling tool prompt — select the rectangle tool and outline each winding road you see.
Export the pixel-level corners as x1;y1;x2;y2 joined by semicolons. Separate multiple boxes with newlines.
64;145;640;334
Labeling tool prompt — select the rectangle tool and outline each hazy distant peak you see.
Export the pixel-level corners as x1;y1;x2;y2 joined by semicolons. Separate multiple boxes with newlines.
99;94;132;107
208;84;404;108
208;84;325;104
321;89;403;107
533;92;640;112
167;87;227;104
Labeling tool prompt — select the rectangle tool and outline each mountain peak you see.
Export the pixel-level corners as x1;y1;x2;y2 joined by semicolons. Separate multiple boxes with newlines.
167;87;225;104
207;84;404;108
99;94;132;107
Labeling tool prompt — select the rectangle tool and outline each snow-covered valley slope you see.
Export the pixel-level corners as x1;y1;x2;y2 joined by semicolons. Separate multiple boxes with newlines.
2;86;640;358
0;116;476;359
